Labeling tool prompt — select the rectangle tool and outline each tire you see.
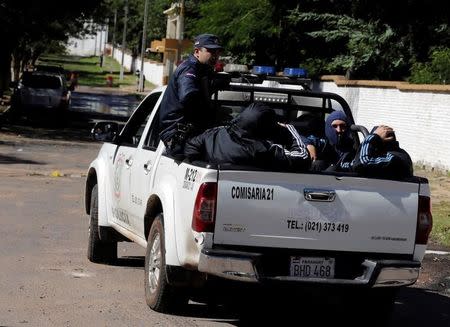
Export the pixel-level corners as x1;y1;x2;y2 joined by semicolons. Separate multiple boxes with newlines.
7;104;22;124
87;184;117;263
144;214;188;313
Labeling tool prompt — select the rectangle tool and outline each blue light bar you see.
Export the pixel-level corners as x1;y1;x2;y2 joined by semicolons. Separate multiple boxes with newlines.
283;67;308;78
252;66;276;76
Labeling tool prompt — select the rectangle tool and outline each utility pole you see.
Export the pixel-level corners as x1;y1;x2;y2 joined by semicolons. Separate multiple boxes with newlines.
138;0;150;92
98;25;103;66
176;0;185;64
120;0;128;81
103;18;109;68
94;28;97;57
111;9;117;74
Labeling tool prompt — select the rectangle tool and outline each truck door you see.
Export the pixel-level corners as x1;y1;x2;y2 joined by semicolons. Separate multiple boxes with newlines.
111;93;160;234
127;97;163;240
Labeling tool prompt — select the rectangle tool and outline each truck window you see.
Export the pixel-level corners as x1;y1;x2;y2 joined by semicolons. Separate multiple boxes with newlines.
119;92;161;147
143;109;160;150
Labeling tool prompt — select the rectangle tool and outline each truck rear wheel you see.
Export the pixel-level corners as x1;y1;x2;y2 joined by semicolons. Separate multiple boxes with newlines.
144;214;188;313
87;185;117;263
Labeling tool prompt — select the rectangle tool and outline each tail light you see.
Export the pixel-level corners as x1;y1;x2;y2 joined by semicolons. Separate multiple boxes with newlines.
192;182;217;232
415;196;433;245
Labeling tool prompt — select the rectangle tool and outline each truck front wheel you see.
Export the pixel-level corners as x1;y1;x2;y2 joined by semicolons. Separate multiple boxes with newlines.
87;185;117;263
144;214;188;313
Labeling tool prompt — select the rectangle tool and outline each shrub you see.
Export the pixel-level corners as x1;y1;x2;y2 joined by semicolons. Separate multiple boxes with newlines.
409;47;450;84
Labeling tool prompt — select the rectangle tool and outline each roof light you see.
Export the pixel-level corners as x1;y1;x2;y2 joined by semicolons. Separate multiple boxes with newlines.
283;67;308;78
252;66;276;76
224;64;249;73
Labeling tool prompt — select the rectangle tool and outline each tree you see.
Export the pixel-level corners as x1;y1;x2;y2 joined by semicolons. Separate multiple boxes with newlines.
186;0;449;81
409;47;450;84
285;10;407;79
189;0;279;64
0;0;110;91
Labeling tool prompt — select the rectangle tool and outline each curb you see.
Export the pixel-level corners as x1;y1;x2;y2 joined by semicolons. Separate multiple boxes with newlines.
425;250;450;256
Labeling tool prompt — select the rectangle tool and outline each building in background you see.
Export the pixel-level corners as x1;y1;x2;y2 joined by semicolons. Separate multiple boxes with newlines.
149;2;191;84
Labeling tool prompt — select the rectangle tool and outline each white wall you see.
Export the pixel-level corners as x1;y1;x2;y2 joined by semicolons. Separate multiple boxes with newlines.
67;28;107;57
315;81;450;170
112;48;164;86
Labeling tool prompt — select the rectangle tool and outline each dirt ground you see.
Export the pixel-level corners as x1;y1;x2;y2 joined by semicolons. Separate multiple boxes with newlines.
415;167;450;205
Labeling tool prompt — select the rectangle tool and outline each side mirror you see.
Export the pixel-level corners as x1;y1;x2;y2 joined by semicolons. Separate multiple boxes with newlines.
91;121;119;142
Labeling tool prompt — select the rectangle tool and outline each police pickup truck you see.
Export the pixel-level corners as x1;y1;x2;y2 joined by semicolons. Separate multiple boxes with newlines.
85;69;432;317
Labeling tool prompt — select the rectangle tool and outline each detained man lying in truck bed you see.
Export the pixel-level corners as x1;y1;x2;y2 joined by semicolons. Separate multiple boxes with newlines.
184;102;311;171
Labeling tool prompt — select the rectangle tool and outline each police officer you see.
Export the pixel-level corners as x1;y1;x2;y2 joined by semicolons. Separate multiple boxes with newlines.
159;33;223;159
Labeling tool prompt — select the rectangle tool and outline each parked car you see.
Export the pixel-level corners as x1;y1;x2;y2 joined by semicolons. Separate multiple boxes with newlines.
9;71;71;121
34;64;66;76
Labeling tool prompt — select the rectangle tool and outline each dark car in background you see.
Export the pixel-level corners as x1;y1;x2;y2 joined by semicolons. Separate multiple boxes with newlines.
9;71;71;122
34;64;66;76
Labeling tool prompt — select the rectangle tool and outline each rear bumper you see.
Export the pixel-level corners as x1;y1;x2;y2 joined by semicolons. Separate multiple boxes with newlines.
198;248;420;287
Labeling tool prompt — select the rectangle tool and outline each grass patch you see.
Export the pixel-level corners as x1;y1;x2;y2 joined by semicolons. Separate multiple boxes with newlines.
38;54;154;90
430;201;450;247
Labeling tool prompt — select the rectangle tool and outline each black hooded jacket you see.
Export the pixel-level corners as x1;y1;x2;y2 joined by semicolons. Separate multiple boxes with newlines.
184;103;311;171
351;133;413;179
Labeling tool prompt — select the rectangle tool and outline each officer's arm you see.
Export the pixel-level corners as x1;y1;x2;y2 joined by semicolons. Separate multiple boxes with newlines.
178;71;201;108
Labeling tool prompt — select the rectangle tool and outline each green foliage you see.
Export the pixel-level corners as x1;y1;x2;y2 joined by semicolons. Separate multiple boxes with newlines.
285;9;407;79
190;0;279;63
409;48;450;84
1;0;111;82
1;0;450;88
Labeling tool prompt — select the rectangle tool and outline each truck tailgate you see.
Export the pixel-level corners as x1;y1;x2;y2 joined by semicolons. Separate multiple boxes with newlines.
214;171;419;254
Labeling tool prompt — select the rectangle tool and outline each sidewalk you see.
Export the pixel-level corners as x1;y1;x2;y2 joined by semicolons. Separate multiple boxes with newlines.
75;85;152;96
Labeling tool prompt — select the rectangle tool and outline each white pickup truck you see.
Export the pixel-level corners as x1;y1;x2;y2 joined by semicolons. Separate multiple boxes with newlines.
85;77;432;317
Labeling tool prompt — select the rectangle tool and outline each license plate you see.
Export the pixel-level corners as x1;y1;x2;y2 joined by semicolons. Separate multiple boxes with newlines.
290;257;335;278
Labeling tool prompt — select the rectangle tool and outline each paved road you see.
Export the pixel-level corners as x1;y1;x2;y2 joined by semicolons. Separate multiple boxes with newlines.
70;86;142;118
0;90;449;326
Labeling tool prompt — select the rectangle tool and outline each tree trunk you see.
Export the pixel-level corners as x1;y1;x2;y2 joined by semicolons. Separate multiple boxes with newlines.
0;47;12;97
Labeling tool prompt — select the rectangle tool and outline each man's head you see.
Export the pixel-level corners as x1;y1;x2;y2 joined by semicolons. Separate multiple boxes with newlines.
371;125;399;151
325;111;350;146
193;34;223;67
230;103;278;139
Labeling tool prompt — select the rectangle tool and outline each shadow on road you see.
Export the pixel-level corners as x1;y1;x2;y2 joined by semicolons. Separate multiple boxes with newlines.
391;287;450;326
113;256;145;268
0;153;44;165
1;119;95;143
175;285;450;327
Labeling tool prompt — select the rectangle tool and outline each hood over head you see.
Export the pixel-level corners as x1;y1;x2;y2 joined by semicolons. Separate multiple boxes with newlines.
229;103;278;140
325;111;351;146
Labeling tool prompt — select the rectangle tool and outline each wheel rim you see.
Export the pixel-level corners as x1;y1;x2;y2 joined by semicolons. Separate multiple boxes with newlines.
148;233;161;293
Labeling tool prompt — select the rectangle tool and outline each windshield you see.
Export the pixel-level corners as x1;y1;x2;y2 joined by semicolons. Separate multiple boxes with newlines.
22;74;62;89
